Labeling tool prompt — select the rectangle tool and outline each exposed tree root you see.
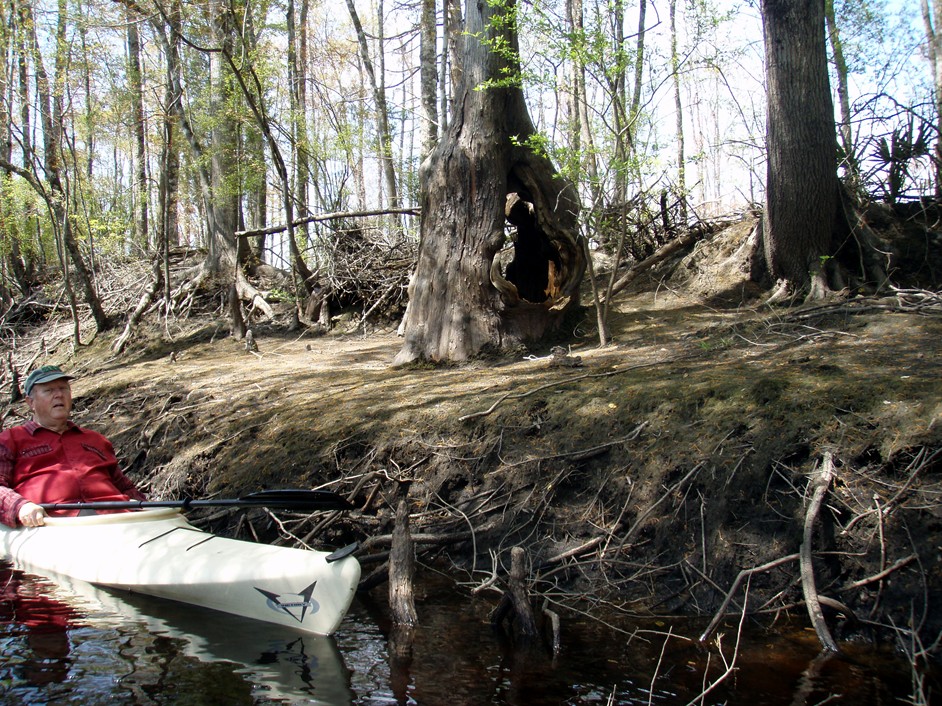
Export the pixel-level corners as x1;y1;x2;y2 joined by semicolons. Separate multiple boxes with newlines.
800;451;840;652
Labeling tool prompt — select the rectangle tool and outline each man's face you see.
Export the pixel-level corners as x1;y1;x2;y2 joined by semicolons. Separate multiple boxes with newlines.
27;379;73;431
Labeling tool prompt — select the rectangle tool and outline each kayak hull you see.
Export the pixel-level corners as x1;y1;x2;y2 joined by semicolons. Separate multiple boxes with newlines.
0;508;360;635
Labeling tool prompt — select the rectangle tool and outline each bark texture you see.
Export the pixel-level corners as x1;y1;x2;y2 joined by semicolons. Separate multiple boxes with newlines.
395;0;584;364
761;0;838;293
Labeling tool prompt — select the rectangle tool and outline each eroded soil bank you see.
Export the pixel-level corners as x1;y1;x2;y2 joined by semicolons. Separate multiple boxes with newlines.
3;219;942;682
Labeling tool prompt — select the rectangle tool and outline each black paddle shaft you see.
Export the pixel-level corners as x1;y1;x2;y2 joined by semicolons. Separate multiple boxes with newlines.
39;489;353;512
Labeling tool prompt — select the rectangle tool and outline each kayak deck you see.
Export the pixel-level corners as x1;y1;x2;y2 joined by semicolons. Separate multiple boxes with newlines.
0;509;360;635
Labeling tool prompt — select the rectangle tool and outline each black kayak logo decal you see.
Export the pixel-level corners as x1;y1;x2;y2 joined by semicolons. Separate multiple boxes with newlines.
255;581;319;623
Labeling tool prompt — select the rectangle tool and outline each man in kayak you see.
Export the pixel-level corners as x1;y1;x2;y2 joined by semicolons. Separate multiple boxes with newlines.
0;365;146;528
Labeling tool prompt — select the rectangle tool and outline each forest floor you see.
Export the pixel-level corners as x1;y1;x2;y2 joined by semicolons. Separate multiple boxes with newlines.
3;215;942;666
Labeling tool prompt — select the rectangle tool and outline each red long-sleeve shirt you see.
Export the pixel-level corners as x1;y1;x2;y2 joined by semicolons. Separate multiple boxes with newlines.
0;421;145;527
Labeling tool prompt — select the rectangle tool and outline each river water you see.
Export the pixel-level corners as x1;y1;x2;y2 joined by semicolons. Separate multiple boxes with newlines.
0;561;931;705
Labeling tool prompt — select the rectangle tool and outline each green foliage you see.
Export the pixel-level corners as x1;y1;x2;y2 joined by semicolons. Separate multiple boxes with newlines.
871;115;931;203
266;287;295;304
81;213;135;258
0;176;53;261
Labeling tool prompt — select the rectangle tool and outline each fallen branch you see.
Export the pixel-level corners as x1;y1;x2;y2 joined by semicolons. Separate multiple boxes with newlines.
235;207;420;238
541;536;605;567
358;529;479;553
602;215;745;302
699;554;800;644
839;554;917;592
690;590;749;706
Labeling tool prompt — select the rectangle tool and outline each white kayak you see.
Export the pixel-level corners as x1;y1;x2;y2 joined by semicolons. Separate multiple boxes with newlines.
0;508;361;636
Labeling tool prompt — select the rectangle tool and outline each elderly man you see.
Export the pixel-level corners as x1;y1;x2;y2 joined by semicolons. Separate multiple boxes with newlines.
0;365;145;528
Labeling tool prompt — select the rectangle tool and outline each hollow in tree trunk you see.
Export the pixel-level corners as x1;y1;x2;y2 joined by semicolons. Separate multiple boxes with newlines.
394;0;584;364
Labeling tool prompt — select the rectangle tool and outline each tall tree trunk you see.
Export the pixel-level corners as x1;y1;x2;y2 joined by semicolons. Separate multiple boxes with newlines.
566;0;600;204
241;27;267;265
77;0;93;182
345;0;399;208
127;9;149;248
669;0;687;222
760;0;839;297
612;0;628;204
921;0;942;197
158;0;182;311
15;1;30;171
0;0;19;297
443;0;463;132
219;8;314;294
206;14;240;275
162;0;181;254
419;0;438;158
394;0;585;364
293;0;309;258
825;0;857;187
146;2;274;327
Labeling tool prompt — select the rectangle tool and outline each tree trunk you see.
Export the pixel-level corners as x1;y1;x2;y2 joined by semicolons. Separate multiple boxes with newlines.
759;0;839;297
161;0;182;325
206;14;241;277
419;0;438;158
566;0;600;205
611;0;628;204
30;0;110;331
394;0;584;364
921;0;942;198
218;4;314;294
345;0;399;209
15;1;31;170
127;9;149;248
669;0;687;222
289;0;309;266
160;0;181;301
825;0;857;187
443;0;463;133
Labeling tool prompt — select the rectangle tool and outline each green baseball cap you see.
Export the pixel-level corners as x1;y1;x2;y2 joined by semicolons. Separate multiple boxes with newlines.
24;365;74;397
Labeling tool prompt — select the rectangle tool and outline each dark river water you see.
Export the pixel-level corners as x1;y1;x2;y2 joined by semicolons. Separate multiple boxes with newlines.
0;561;933;705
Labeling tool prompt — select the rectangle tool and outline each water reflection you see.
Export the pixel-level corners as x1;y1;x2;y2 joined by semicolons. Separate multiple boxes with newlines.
0;562;934;705
0;561;353;704
0;566;79;690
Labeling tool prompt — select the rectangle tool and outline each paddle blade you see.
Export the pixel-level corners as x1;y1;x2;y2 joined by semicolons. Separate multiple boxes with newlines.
237;489;354;511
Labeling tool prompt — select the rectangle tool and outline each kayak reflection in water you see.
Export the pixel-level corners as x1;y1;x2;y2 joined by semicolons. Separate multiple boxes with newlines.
0;564;79;686
0;365;146;529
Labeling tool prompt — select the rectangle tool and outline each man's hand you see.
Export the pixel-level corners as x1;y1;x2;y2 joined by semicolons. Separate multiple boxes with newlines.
18;502;47;527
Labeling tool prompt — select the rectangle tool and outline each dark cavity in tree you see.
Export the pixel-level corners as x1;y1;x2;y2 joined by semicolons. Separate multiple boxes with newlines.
503;192;563;304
